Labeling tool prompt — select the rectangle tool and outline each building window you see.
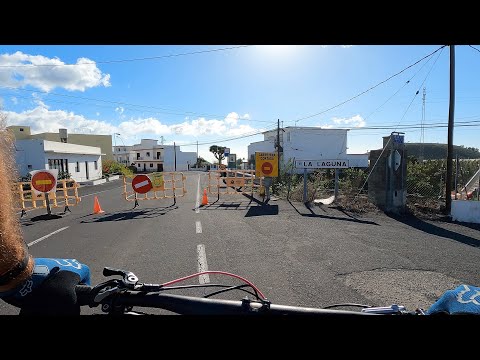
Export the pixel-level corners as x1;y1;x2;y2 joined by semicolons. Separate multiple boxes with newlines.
146;152;150;157
124;148;126;151
19;128;24;132
157;151;161;159
27;164;32;169
137;153;140;159
76;162;80;172
117;148;120;152
150;163;153;168
94;161;98;170
137;163;141;168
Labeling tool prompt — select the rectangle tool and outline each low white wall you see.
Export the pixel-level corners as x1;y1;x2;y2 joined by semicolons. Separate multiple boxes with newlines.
451;200;480;224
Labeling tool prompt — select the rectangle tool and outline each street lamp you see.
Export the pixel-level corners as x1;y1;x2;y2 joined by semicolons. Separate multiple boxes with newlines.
114;133;121;148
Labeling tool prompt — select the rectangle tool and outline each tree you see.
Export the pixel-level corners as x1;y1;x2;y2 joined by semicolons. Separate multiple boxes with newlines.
209;145;226;165
196;156;208;167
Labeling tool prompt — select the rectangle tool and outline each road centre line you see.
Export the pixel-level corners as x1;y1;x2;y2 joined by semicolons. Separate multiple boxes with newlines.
27;226;69;247
196;244;210;284
195;175;201;213
196;221;202;233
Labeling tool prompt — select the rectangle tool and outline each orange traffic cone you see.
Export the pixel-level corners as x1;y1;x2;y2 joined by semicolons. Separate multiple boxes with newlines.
201;189;209;206
93;196;105;214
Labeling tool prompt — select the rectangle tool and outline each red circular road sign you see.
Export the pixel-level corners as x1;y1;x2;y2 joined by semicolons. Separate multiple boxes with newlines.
132;174;153;194
261;162;273;175
31;171;56;193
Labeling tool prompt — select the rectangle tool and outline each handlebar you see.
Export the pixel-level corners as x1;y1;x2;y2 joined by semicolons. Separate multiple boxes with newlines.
75;267;425;315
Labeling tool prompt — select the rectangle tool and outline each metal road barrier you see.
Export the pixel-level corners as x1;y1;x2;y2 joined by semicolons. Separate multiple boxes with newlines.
16;179;81;217
207;170;263;198
123;172;187;208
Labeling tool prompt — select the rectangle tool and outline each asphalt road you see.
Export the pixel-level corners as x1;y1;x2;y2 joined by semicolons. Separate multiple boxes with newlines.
2;170;480;315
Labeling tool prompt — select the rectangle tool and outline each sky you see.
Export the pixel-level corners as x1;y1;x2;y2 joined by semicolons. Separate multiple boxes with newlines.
1;44;480;163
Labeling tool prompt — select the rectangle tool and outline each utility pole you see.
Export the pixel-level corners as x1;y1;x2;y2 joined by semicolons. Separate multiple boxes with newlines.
196;140;199;163
174;142;177;171
277;119;280;178
446;45;455;214
419;88;426;161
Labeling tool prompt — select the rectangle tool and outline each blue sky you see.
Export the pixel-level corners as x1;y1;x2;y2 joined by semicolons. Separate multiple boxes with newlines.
1;44;479;162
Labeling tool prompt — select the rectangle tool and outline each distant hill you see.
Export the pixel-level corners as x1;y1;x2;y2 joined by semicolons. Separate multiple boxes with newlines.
405;143;480;159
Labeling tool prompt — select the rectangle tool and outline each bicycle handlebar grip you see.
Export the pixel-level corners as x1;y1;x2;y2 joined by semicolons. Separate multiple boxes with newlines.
103;267;125;277
75;285;94;306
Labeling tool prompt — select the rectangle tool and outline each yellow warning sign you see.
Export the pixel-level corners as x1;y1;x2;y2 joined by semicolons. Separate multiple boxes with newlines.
255;152;278;177
150;172;165;191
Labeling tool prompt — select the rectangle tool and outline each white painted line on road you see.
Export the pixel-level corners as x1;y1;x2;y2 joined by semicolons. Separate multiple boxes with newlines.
196;244;210;284
195;175;201;213
27;226;69;247
196;220;202;234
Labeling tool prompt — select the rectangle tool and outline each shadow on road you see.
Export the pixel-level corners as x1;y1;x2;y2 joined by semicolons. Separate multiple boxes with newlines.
198;193;268;212
245;205;279;217
386;213;480;248
21;213;64;226
80;206;177;223
288;201;379;225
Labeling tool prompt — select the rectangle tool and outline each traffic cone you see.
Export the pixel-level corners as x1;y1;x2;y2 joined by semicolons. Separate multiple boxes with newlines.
93;196;105;214
201;189;209;206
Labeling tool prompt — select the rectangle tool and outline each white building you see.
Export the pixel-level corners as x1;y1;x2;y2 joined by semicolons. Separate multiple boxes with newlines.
113;145;133;166
113;139;196;172
248;127;368;173
15;139;103;182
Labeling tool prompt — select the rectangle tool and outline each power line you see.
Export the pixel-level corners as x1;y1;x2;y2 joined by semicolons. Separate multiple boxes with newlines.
180;124;278;147
0;86;274;123
0;90;273;123
290;45;447;124
468;45;480;55
0;45;253;68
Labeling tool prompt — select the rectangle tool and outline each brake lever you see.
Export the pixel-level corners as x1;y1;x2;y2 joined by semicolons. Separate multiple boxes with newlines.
103;267;139;289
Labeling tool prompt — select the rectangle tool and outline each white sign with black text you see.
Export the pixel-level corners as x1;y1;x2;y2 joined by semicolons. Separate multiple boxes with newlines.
294;159;349;169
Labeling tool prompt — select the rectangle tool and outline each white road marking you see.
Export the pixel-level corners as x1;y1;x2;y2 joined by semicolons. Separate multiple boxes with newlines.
134;180;149;189
196;220;202;234
195;175;201;213
196;244;210;284
27;226;69;247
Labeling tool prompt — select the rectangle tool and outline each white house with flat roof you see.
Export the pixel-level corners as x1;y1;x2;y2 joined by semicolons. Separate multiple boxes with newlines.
114;139;196;172
248;127;368;173
14;139;103;182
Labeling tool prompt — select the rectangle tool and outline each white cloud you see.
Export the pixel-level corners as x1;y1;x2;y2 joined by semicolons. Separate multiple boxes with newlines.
118;117;171;135
11;96;18;105
5;106;117;134
242;113;250;120
115;106;124;115
0;51;111;92
224;112;239;126
331;114;366;128
341;45;354;48
4;105;263;147
96;112;100;116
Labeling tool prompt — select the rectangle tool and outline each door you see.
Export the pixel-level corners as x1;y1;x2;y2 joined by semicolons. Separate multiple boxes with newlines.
85;161;89;180
143;163;146;172
157;163;163;172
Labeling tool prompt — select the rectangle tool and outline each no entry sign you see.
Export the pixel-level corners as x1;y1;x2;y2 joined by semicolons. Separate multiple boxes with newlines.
255;152;278;177
30;169;58;194
132;174;153;194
